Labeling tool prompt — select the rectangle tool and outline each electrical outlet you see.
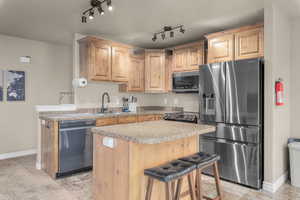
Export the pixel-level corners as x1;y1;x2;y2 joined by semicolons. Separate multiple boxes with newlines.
103;137;115;148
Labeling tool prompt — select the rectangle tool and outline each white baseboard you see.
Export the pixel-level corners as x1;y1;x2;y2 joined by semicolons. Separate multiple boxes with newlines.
0;149;36;160
263;171;288;193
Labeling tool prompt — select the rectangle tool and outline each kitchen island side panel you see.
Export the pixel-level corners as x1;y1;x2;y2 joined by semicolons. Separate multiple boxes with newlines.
93;134;198;200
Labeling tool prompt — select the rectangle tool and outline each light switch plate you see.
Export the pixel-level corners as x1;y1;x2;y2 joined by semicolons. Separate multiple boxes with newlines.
20;56;31;63
103;137;115;148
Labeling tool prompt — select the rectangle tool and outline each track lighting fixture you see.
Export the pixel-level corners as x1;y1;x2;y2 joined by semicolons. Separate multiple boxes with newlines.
81;0;113;23
152;25;185;42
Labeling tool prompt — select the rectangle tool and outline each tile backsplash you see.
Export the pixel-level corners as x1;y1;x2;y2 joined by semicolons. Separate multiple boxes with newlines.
74;82;199;112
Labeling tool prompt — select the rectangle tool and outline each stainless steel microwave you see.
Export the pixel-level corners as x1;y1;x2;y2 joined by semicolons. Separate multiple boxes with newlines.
172;71;199;93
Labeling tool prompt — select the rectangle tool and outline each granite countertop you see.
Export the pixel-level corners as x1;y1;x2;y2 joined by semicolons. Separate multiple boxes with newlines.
39;110;179;121
92;121;215;144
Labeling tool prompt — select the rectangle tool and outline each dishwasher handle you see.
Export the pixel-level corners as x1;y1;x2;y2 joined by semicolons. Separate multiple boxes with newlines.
59;126;95;132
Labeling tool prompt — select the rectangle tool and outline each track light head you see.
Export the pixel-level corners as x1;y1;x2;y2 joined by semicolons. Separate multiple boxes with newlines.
180;27;185;34
88;10;94;20
98;6;104;15
170;31;174;38
107;0;113;11
82;16;87;23
161;33;166;40
152;34;157;42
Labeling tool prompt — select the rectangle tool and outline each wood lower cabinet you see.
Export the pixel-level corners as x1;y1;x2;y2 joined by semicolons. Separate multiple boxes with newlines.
137;114;162;122
111;46;129;82
207;34;234;64
235;27;264;60
145;50;166;92
41;120;58;179
173;41;205;72
96;117;118;126
118;115;138;124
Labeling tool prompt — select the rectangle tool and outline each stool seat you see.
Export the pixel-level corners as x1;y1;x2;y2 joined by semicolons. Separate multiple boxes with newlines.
144;159;196;182
179;152;220;169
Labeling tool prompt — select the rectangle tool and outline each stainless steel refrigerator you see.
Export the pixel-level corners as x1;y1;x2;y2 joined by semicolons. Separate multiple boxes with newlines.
199;58;263;189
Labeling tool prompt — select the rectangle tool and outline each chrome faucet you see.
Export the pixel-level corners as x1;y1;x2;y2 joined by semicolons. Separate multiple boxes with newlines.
100;92;110;113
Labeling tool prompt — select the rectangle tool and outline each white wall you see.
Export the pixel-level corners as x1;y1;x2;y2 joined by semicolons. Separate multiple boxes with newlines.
290;19;300;138
0;34;73;154
264;0;292;187
73;33;199;112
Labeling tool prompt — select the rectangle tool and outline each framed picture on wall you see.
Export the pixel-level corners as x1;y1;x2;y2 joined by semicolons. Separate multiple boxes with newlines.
6;70;25;101
0;70;3;101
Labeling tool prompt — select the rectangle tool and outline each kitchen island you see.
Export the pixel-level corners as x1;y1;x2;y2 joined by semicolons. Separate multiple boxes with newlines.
92;120;215;200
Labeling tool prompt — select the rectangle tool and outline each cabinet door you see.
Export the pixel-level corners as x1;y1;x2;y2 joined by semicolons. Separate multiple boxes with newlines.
208;34;234;63
128;57;145;92
90;43;112;81
145;51;166;92
173;48;188;72
187;45;204;70
235;27;264;60
165;55;173;92
111;46;129;82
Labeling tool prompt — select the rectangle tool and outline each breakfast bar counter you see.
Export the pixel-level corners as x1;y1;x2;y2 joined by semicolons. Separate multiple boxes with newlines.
92;121;215;200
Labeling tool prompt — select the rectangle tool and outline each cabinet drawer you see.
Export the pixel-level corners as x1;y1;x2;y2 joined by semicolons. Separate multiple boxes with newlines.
96;117;118;127
155;115;163;120
118;116;137;124
137;115;156;122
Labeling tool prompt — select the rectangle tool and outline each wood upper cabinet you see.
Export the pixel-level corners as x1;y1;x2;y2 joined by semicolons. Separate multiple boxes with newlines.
188;44;204;69
173;41;205;72
79;36;131;82
80;41;112;81
128;56;145;92
111;46;129;82
173;48;188;71
207;34;234;64
165;54;173;92
206;23;264;63
145;50;166;92
235;27;264;60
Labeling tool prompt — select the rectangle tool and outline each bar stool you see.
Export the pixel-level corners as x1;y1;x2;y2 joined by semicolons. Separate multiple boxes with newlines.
180;152;222;200
144;159;197;200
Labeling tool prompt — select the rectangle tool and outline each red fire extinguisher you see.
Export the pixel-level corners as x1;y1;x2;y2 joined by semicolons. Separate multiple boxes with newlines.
275;79;284;106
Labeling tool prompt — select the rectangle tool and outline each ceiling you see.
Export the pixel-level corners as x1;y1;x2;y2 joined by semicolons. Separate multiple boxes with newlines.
0;0;265;48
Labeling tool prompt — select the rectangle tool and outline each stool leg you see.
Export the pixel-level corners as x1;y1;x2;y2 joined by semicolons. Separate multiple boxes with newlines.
171;181;176;199
213;162;223;200
165;182;172;200
145;177;154;200
188;173;196;200
195;169;203;200
175;178;183;200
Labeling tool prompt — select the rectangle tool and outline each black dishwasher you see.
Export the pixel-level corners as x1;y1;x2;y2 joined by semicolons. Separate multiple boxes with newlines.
58;119;95;177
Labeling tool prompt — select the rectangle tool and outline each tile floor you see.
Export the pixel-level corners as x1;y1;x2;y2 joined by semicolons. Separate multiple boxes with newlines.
0;155;299;200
